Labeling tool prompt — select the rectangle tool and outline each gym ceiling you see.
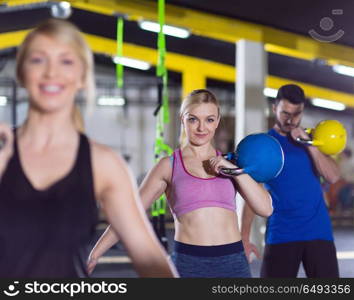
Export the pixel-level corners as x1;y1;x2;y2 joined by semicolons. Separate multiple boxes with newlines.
1;0;354;108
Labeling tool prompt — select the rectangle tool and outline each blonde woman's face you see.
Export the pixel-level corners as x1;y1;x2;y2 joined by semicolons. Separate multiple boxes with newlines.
182;103;220;146
21;34;84;113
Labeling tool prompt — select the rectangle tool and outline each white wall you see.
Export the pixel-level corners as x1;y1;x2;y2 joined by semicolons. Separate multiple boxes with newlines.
85;103;163;178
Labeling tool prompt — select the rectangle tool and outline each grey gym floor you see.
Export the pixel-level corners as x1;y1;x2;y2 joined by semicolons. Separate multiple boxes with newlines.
89;222;354;278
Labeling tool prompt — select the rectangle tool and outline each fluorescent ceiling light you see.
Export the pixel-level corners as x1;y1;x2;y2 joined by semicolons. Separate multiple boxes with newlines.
311;98;346;111
98;96;125;106
337;251;354;259
0;96;7;106
138;20;190;39
113;56;151;70
332;64;354;77
263;88;278;98
51;1;72;19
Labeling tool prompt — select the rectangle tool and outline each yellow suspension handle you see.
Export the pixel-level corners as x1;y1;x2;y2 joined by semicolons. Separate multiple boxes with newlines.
304;128;313;135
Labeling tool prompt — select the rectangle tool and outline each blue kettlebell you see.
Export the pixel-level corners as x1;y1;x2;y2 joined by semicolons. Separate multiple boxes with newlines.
221;133;284;183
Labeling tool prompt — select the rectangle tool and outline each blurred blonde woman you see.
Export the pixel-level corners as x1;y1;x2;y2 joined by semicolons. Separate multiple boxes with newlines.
0;19;177;278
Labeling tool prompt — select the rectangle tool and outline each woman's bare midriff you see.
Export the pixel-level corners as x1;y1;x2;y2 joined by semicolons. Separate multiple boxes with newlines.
173;207;241;245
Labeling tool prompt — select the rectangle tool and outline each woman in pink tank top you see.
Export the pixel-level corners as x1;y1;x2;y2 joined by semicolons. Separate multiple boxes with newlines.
88;89;273;277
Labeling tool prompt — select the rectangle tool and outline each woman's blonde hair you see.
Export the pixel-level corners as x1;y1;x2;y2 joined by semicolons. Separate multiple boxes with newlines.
179;89;220;146
72;105;85;133
16;18;95;132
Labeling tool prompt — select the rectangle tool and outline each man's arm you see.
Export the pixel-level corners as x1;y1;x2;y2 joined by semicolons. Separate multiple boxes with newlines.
291;127;340;184
307;146;341;184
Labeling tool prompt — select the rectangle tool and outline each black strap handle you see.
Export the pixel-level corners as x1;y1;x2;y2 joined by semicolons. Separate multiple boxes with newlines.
219;167;243;176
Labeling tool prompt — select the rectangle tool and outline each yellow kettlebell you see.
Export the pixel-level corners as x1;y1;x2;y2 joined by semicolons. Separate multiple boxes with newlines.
297;120;347;155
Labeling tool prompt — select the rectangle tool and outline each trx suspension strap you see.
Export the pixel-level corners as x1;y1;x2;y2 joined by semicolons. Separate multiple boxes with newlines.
115;16;130;160
151;0;172;250
116;16;124;89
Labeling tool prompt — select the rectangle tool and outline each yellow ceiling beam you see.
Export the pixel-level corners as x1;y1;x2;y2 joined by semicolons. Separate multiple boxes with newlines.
1;0;46;5
85;34;235;83
0;30;30;48
1;30;354;108
3;1;354;67
59;0;354;68
182;70;206;98
0;30;234;81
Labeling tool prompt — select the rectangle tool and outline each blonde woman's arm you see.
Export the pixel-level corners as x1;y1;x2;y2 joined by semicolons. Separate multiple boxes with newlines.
88;151;175;276
209;156;273;217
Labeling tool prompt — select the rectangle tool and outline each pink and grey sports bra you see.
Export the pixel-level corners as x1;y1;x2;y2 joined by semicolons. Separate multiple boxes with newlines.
168;149;237;217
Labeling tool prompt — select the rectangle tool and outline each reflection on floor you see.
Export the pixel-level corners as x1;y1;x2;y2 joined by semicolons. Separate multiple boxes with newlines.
90;224;354;278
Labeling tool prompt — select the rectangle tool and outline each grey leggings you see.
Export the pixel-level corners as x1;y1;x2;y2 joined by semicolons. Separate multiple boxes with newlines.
171;240;252;278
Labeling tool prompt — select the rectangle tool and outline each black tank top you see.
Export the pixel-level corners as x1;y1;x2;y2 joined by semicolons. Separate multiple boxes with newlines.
0;132;98;278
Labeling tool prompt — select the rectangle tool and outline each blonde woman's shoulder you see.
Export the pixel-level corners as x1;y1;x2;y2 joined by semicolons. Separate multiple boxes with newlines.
89;140;134;196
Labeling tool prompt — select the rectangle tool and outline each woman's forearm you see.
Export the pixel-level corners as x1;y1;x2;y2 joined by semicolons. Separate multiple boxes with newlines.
235;174;273;217
241;202;256;241
90;225;119;259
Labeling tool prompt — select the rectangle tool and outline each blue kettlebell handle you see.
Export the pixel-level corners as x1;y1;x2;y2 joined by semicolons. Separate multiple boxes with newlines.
221;152;244;176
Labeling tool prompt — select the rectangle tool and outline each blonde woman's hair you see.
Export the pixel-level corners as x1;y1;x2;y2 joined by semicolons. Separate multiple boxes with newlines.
16;18;95;131
72;105;85;133
179;89;220;146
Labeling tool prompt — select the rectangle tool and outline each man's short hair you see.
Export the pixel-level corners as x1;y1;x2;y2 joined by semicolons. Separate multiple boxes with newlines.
275;84;306;105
